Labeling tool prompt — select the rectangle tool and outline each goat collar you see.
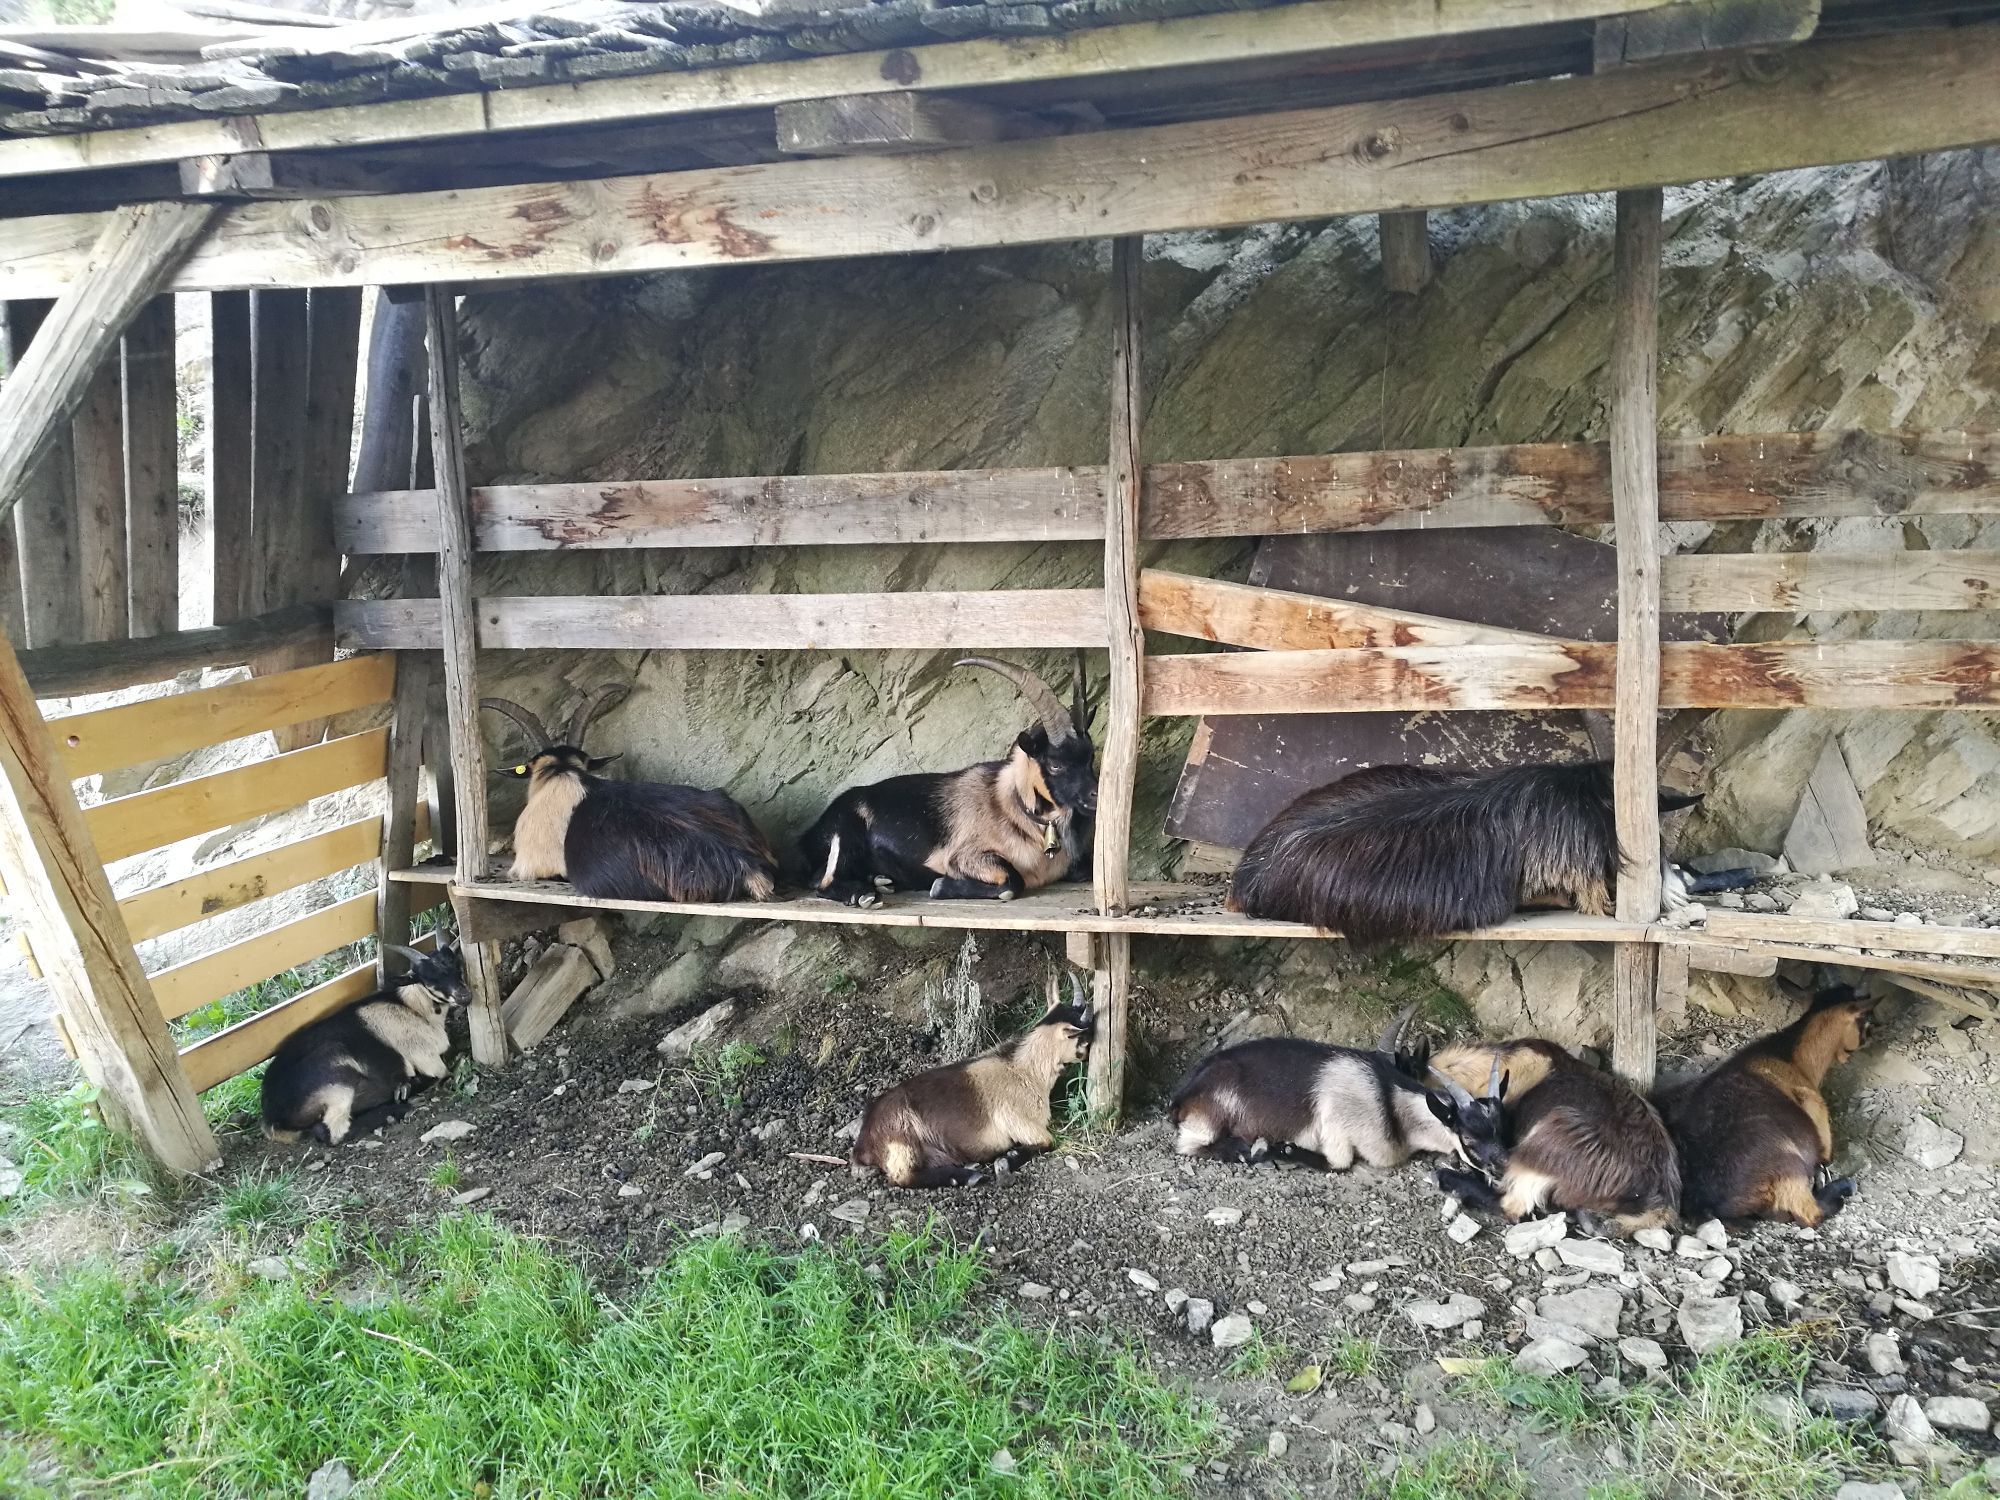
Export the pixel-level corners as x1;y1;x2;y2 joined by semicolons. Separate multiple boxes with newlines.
1013;790;1064;857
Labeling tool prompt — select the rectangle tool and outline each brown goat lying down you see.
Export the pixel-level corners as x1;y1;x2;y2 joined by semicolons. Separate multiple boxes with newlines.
852;1000;1091;1188
1658;984;1876;1227
1414;1039;1681;1238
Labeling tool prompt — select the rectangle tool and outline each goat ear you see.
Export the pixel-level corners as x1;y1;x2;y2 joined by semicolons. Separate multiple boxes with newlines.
587;753;622;771
1017;725;1049;756
1426;1092;1457;1127
1496;1070;1511;1102
1658;787;1703;813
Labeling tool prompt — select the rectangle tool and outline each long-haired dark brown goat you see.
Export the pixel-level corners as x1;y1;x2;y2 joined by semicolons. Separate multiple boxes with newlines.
851;994;1092;1188
262;945;469;1145
1411;1038;1681;1237
800;656;1095;906
1658;984;1877;1226
484;686;778;903
1226;761;1709;946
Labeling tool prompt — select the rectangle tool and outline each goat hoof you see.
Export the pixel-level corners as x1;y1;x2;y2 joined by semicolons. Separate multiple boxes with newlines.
929;879;948;898
997;889;1016;902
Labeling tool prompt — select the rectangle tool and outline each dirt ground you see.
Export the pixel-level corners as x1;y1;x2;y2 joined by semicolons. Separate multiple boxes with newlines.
213;919;2000;1497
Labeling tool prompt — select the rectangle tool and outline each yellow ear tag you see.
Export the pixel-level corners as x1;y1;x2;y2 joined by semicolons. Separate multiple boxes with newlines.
513;764;528;775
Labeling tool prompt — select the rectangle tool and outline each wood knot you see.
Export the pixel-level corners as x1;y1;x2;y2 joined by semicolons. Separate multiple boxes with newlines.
1357;128;1401;163
310;204;333;232
970;181;999;205
881;49;920;85
1448;112;1471;134
911;212;938;237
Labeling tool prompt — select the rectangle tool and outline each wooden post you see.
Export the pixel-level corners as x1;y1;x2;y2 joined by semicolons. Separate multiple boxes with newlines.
208;291;252;627
122;297;179;639
376;650;432;985
425;286;505;1066
72;351;127;644
0;203;219;530
1610;187;1665;1089
1086;236;1145;1121
3;301;78;650
247;289;309;622
0;623;218;1173
1380;211;1432;294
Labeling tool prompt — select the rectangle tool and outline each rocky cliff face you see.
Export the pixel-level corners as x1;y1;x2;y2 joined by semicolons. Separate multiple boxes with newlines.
419;149;2000;1045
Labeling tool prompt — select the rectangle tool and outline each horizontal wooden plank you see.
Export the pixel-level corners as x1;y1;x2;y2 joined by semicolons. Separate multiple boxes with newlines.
1142;641;2000;715
1137;569;1571;650
178;929;438;1094
15;602;334;700
7;24;2000;296
150;889;377;1021
84;727;389;864
336;430;2000;555
51;653;395;780
1700;911;2000;962
1662;550;2000;613
0;1;1676;183
456;877;1650;943
337;592;1109;651
1659;931;2000;994
119;817;382;943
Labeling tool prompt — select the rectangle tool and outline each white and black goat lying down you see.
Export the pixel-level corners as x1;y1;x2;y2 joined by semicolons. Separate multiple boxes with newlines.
851;992;1093;1188
1226;760;1752;946
800;656;1096;905
262;945;469;1146
483;686;780;904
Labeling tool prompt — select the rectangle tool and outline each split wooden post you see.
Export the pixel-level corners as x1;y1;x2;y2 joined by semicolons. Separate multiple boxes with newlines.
376;650;432;985
1609;187;1665;1089
1379;211;1431;294
1086;235;1145;1121
424;285;506;1066
3;300;80;649
0;203;219;527
122;296;179;639
0;624;217;1174
208;291;253;626
72;346;127;644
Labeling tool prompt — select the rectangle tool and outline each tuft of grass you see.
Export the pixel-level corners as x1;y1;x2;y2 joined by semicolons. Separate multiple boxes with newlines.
214;1171;303;1234
1468;1332;1886;1500
428;1154;463;1193
0;1084;153;1219
1227;1329;1287;1380
1367;1437;1530;1499
1332;1335;1384;1378
686;1041;765;1109
0;1217;1217;1498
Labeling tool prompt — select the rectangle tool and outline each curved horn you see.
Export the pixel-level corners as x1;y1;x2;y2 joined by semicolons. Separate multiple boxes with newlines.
481;697;551;747
954;657;1076;742
385;943;429;970
1070;650;1090;741
1430;1069;1479;1111
1484;1055;1504;1100
565;684;632;750
1376;1001;1421;1055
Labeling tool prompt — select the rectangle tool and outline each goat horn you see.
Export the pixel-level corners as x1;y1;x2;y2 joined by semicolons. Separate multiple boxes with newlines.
481;697;551;747
954;657;1076;742
385;944;428;969
565;683;631;750
1069;650;1090;741
1431;1069;1479;1111
1376;1002;1421;1054
1484;1055;1504;1100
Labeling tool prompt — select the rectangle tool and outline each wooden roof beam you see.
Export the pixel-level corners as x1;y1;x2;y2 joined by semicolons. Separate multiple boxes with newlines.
776;91;1065;156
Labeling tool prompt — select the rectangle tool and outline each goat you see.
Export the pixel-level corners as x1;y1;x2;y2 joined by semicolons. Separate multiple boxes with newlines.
483;686;779;903
800;655;1095;906
262;945;469;1146
1226;760;1730;946
1658;984;1877;1226
1169;1030;1469;1173
851;993;1093;1188
1412;1038;1681;1237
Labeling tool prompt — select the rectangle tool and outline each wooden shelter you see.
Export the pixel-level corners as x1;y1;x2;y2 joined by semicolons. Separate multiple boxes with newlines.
3;0;2000;1172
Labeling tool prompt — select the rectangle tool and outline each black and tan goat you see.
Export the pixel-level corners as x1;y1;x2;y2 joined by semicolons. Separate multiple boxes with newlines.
801;656;1095;906
1226;761;1739;947
1412;1039;1681;1237
262;946;469;1146
1659;984;1877;1227
851;997;1093;1188
1170;1033;1469;1172
484;686;779;903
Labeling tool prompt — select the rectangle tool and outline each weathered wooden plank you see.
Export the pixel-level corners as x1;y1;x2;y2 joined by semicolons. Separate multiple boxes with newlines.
121;296;178;639
49;652;395;780
0;617;217;1172
336;429;2000;555
9;25;2000;296
0;0;1685;183
1137;569;1572;650
16;602;332;699
1658;931;2000;993
376;650;428;985
149;889;377;1022
501;942;597;1052
777;92;1060;156
207;290;252;625
246;289;309;621
1595;0;1820;67
336;591;1113;652
1379;210;1431;293
119;816;383;944
0;205;218;523
1663;549;2000;613
84;726;388;865
3;300;82;649
1610;187;1664;1089
71;352;127;644
1143;640;2000;715
1701;911;2000;962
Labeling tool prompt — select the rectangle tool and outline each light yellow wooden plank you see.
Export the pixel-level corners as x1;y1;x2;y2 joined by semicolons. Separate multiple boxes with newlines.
118;817;383;943
149;889;377;1022
1137;569;1570;649
83;727;389;864
1662;550;2000;613
51;653;395;780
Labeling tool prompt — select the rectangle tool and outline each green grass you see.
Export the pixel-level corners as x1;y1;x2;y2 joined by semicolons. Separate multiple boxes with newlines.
1331;1335;1384;1378
213;1171;303;1234
429;1154;463;1192
1468;1332;1885;1499
685;1041;766;1109
0;1216;1216;1498
0;1083;153;1220
1366;1438;1531;1500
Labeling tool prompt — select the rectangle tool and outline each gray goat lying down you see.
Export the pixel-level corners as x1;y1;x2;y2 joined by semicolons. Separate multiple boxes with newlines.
261;945;469;1146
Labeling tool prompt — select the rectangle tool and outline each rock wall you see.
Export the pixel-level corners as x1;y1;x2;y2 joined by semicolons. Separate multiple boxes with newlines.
385;149;2000;1046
